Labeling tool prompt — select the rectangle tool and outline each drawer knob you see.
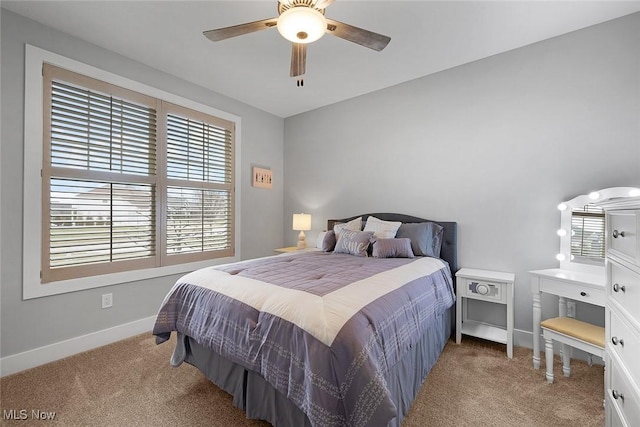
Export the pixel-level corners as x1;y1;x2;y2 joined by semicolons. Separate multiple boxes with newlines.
580;291;587;297
611;336;625;347
612;390;625;401
613;283;626;293
612;230;625;239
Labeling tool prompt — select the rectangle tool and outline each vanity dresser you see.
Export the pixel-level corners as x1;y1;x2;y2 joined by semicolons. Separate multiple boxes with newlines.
601;197;640;426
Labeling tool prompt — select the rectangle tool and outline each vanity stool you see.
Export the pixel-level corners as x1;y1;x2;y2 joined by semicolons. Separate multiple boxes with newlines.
540;316;605;383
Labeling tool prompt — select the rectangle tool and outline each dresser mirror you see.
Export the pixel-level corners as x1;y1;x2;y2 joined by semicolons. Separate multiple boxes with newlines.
557;187;640;274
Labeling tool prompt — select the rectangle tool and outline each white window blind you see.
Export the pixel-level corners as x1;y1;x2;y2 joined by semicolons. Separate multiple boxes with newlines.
570;204;605;260
42;64;234;283
164;104;234;263
49;80;157;175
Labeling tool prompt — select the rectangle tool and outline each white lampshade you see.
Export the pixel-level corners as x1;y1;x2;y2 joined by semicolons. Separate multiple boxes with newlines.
277;7;327;44
292;213;312;231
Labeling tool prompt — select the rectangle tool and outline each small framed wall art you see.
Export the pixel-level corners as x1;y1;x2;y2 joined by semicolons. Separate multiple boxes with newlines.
252;166;273;189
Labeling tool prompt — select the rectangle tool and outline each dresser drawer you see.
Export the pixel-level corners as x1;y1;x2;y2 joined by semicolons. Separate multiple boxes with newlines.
607;392;630;427
608;308;640;388
607;354;640;426
604;393;630;427
608;211;640;267
609;260;640;322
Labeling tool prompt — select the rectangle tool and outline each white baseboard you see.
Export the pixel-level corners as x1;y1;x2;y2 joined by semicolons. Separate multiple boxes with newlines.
514;328;534;349
0;316;156;377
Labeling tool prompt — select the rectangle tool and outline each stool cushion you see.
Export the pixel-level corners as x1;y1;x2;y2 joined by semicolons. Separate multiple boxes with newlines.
540;317;605;348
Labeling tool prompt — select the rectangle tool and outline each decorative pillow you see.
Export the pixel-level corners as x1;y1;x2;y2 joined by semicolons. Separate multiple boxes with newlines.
333;217;362;239
316;230;336;252
396;222;444;258
372;238;415;258
363;216;402;239
333;230;374;257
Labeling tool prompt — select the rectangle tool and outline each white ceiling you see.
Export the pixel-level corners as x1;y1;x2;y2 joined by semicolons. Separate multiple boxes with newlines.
3;1;640;118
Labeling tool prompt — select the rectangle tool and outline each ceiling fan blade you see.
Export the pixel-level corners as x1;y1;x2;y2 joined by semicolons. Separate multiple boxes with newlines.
325;18;391;51
290;43;307;77
314;0;335;9
203;18;278;42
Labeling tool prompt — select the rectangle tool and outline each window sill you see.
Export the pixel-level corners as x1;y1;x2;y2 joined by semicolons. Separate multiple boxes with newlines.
23;255;240;300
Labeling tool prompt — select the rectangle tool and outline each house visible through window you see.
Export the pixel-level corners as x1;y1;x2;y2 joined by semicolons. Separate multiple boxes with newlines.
42;64;234;283
570;203;605;260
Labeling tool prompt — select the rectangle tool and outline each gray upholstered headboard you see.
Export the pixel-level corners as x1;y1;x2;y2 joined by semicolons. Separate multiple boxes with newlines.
327;213;458;274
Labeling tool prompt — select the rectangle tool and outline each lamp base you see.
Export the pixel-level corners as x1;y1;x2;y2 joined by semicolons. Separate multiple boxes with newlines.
297;230;306;250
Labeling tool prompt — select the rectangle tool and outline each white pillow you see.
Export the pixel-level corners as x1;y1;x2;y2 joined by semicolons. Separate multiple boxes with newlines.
316;231;327;249
333;217;362;239
363;216;401;239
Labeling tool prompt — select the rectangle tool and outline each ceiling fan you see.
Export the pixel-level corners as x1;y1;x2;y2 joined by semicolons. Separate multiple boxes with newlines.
203;0;391;86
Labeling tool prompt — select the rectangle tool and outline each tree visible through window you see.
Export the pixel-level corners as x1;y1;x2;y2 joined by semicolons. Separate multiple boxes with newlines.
164;106;234;260
42;64;234;283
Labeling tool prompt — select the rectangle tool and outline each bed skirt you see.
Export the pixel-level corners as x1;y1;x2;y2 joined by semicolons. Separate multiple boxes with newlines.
175;306;453;427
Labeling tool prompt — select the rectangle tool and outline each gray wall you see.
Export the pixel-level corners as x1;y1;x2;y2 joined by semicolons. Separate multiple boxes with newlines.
0;10;284;357
283;13;640;338
2;8;639;361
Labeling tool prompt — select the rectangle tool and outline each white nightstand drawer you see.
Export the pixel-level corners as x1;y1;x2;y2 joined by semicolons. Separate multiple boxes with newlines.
608;308;640;389
608;211;640;267
608;353;640;426
609;260;640;320
463;278;505;303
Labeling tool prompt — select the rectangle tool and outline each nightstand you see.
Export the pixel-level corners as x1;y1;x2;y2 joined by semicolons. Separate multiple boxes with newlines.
274;246;300;253
274;247;318;254
455;268;515;358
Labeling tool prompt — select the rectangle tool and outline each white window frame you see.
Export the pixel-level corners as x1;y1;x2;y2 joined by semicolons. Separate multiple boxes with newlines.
23;45;242;299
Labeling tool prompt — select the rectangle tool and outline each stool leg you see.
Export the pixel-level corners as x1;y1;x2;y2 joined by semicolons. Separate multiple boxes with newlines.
544;337;554;383
561;343;571;377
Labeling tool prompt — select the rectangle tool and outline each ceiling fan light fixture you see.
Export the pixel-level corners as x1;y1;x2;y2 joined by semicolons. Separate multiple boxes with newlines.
277;7;327;44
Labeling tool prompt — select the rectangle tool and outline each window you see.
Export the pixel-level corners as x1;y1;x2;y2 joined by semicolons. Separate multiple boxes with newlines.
570;204;605;260
40;63;234;284
164;104;234;264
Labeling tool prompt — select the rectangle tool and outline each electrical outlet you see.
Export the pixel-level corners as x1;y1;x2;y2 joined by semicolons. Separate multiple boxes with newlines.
101;293;113;309
566;301;576;318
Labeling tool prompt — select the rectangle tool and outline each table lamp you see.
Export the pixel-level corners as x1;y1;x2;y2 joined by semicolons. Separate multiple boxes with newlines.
292;213;311;250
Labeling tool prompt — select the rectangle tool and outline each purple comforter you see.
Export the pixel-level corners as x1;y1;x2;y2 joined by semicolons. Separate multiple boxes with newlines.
153;251;454;426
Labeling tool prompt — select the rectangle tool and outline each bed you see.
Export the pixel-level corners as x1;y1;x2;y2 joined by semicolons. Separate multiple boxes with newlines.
153;213;458;427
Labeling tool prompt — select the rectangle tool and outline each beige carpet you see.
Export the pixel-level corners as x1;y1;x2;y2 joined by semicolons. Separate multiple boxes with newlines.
0;334;604;426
